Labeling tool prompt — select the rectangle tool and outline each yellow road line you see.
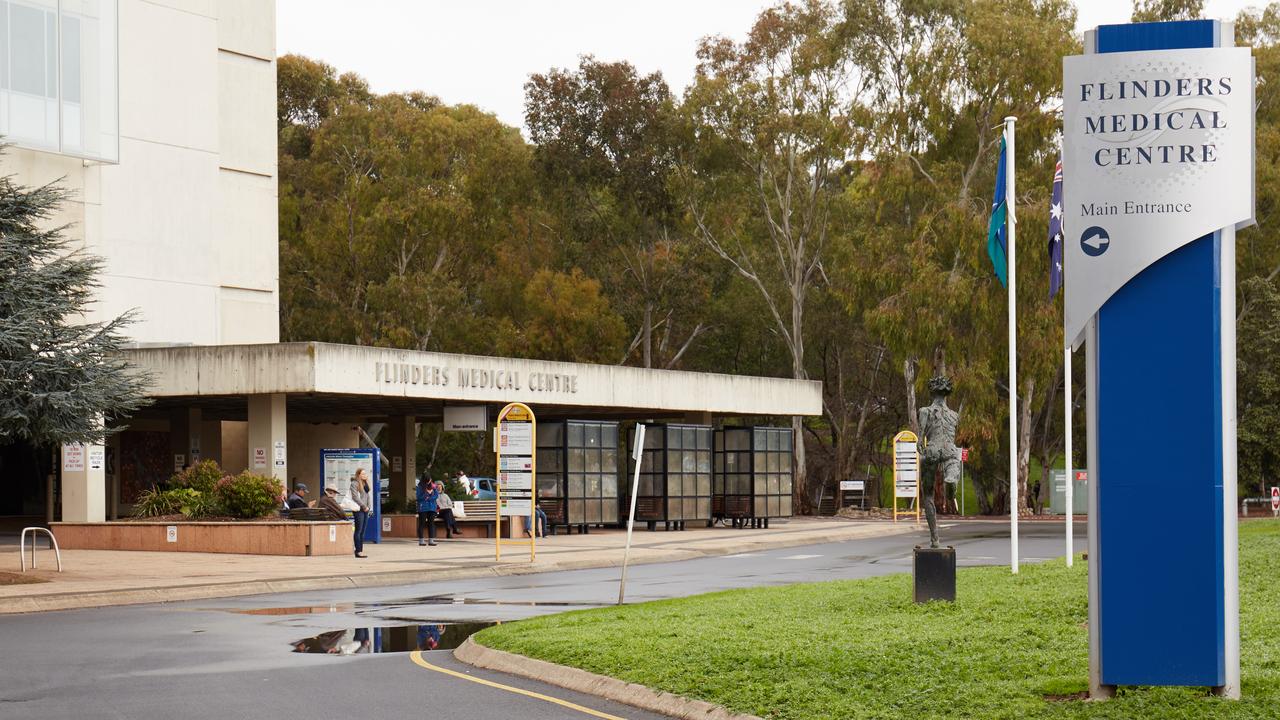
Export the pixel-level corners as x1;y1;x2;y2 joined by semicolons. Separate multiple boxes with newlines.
409;651;627;720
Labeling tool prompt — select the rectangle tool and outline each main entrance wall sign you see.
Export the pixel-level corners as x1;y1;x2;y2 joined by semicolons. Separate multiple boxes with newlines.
1063;45;1255;343
374;361;580;394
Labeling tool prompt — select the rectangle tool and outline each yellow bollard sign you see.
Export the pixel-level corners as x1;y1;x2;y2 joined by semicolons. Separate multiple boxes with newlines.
892;430;920;524
494;402;536;562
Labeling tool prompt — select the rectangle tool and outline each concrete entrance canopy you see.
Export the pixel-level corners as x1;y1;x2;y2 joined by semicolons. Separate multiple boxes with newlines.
102;342;822;519
124;342;822;421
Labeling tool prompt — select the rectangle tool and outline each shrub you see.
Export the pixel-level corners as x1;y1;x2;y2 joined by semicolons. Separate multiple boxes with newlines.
134;488;180;517
133;488;218;518
214;471;282;519
176;489;220;519
171;459;224;494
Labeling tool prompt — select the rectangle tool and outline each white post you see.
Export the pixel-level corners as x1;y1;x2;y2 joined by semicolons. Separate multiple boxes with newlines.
618;423;647;605
1065;343;1074;567
1005;116;1020;575
1219;225;1241;699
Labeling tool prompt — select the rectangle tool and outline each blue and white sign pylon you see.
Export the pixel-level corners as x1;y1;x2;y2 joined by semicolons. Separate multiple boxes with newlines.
1064;20;1254;698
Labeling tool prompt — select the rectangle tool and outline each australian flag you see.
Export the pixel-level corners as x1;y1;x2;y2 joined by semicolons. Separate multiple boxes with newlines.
1048;156;1064;297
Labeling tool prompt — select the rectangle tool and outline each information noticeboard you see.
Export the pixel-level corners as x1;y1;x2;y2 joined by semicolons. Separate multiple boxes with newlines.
892;430;920;524
320;447;381;544
494;403;536;561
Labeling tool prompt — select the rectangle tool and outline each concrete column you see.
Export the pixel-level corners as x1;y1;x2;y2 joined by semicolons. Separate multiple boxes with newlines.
387;416;417;507
61;442;106;522
107;434;122;520
200;420;223;467
683;411;714;426
169;407;202;471
247;394;288;482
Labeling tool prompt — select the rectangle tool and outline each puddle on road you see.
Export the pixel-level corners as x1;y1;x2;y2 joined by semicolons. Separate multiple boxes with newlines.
376;595;608;608
218;596;607;617
229;604;355;615
291;621;498;654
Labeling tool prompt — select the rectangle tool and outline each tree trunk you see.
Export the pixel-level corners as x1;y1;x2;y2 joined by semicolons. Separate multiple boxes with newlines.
642;304;653;369
904;358;919;434
792;413;808;512
1017;377;1035;515
1037;456;1053;514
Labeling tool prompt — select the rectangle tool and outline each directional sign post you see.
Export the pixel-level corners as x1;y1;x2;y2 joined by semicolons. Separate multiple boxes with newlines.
618;423;647;605
494;402;536;562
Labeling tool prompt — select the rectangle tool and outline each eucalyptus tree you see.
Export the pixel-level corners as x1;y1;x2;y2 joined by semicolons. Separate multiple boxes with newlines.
677;0;876;509
279;60;541;353
838;0;1077;513
525;58;710;369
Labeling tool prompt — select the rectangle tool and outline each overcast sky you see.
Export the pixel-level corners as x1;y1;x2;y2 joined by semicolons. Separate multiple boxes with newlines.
277;0;1262;130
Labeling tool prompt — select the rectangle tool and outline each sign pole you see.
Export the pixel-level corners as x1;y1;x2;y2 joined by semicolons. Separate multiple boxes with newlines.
1065;342;1074;568
618;423;647;605
494;427;501;562
1005;115;1020;575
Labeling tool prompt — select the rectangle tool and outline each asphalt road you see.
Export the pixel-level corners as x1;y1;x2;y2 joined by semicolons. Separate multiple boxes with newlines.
0;520;1085;720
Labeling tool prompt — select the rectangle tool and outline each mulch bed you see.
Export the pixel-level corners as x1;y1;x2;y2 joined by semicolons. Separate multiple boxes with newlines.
115;515;303;523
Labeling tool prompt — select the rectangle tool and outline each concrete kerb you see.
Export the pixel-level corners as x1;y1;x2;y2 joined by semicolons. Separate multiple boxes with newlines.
454;636;764;720
3;521;918;614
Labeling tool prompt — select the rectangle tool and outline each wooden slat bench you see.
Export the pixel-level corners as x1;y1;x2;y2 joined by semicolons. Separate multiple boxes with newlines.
454;500;498;538
285;507;343;522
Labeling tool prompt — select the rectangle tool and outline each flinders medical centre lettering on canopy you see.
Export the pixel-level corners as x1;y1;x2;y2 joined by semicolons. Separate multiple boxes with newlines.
1062;46;1255;343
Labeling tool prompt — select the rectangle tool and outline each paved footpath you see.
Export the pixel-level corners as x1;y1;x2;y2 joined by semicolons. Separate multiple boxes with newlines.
1;517;921;613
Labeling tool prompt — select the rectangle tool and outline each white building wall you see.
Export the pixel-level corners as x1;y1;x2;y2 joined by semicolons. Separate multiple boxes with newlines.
7;0;279;347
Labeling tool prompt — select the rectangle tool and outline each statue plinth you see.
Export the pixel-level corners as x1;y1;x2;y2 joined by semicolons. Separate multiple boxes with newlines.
913;546;956;603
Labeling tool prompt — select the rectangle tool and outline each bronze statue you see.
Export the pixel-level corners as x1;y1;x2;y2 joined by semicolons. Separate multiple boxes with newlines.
918;375;961;548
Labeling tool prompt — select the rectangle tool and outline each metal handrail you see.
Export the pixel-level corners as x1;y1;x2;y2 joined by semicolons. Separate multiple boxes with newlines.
1241;497;1274;517
20;527;63;573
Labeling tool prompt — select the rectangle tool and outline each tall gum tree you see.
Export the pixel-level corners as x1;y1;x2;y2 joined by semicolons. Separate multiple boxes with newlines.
524;58;711;369
678;0;874;509
839;0;1076;514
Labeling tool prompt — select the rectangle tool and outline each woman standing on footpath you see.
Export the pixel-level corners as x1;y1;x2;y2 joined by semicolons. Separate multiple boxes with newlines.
350;467;372;558
416;475;440;546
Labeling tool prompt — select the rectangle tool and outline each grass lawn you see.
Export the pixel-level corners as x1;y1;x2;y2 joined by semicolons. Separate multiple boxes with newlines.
475;519;1280;719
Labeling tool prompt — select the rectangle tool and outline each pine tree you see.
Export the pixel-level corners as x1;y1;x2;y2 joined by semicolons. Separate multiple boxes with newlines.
0;165;150;446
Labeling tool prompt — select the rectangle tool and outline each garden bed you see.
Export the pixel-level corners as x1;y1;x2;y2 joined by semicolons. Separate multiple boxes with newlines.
51;520;354;556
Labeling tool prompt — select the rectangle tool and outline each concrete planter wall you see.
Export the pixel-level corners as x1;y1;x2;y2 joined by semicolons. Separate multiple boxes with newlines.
50;521;354;556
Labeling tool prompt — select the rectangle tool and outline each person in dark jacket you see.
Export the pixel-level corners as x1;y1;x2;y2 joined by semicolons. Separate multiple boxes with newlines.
286;483;309;510
415;476;440;546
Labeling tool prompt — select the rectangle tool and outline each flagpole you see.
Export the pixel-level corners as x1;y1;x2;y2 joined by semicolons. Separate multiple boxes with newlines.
1005;116;1019;575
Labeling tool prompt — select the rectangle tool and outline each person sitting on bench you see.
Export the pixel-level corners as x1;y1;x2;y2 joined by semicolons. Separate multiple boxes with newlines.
287;483;309;510
435;481;460;538
316;486;348;521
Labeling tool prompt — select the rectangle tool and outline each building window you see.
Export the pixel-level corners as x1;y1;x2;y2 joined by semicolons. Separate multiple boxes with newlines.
0;0;117;162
